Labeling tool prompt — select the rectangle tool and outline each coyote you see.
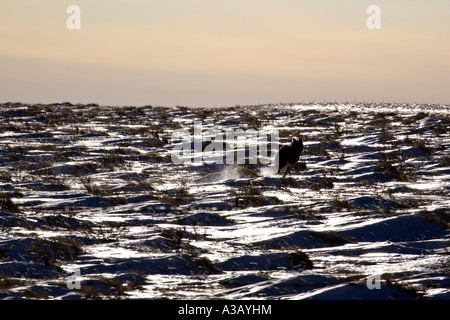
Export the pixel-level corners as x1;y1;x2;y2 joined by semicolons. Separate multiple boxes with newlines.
275;137;304;176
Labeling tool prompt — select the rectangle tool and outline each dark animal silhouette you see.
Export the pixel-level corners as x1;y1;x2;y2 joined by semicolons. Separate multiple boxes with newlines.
275;137;304;176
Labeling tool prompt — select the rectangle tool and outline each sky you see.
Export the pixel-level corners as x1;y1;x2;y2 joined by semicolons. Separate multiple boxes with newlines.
1;0;449;107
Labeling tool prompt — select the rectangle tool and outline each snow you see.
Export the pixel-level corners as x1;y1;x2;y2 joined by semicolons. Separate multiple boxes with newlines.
0;102;449;300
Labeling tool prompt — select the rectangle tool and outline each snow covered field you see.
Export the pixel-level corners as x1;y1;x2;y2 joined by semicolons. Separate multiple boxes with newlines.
0;102;449;300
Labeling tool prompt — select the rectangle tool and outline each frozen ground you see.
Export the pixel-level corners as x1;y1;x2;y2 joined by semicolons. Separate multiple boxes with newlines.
0;102;449;300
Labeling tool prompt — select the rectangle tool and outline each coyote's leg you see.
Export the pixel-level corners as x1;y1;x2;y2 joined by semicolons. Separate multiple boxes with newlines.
283;165;292;177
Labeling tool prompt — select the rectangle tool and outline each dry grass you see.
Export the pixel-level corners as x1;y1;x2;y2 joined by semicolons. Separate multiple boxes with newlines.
160;227;185;248
418;209;449;229
404;136;434;153
232;180;281;208
0;273;26;291
439;156;450;166
0;194;20;213
26;236;83;267
193;256;222;275
287;250;314;269
377;151;416;182
283;205;324;221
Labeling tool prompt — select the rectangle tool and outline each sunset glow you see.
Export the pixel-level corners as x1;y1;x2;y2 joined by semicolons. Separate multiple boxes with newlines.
1;0;449;106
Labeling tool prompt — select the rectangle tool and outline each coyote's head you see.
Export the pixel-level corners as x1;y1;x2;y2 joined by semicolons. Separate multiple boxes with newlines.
291;137;303;150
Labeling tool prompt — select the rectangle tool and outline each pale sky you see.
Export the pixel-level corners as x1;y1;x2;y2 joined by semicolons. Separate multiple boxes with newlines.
1;0;449;107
